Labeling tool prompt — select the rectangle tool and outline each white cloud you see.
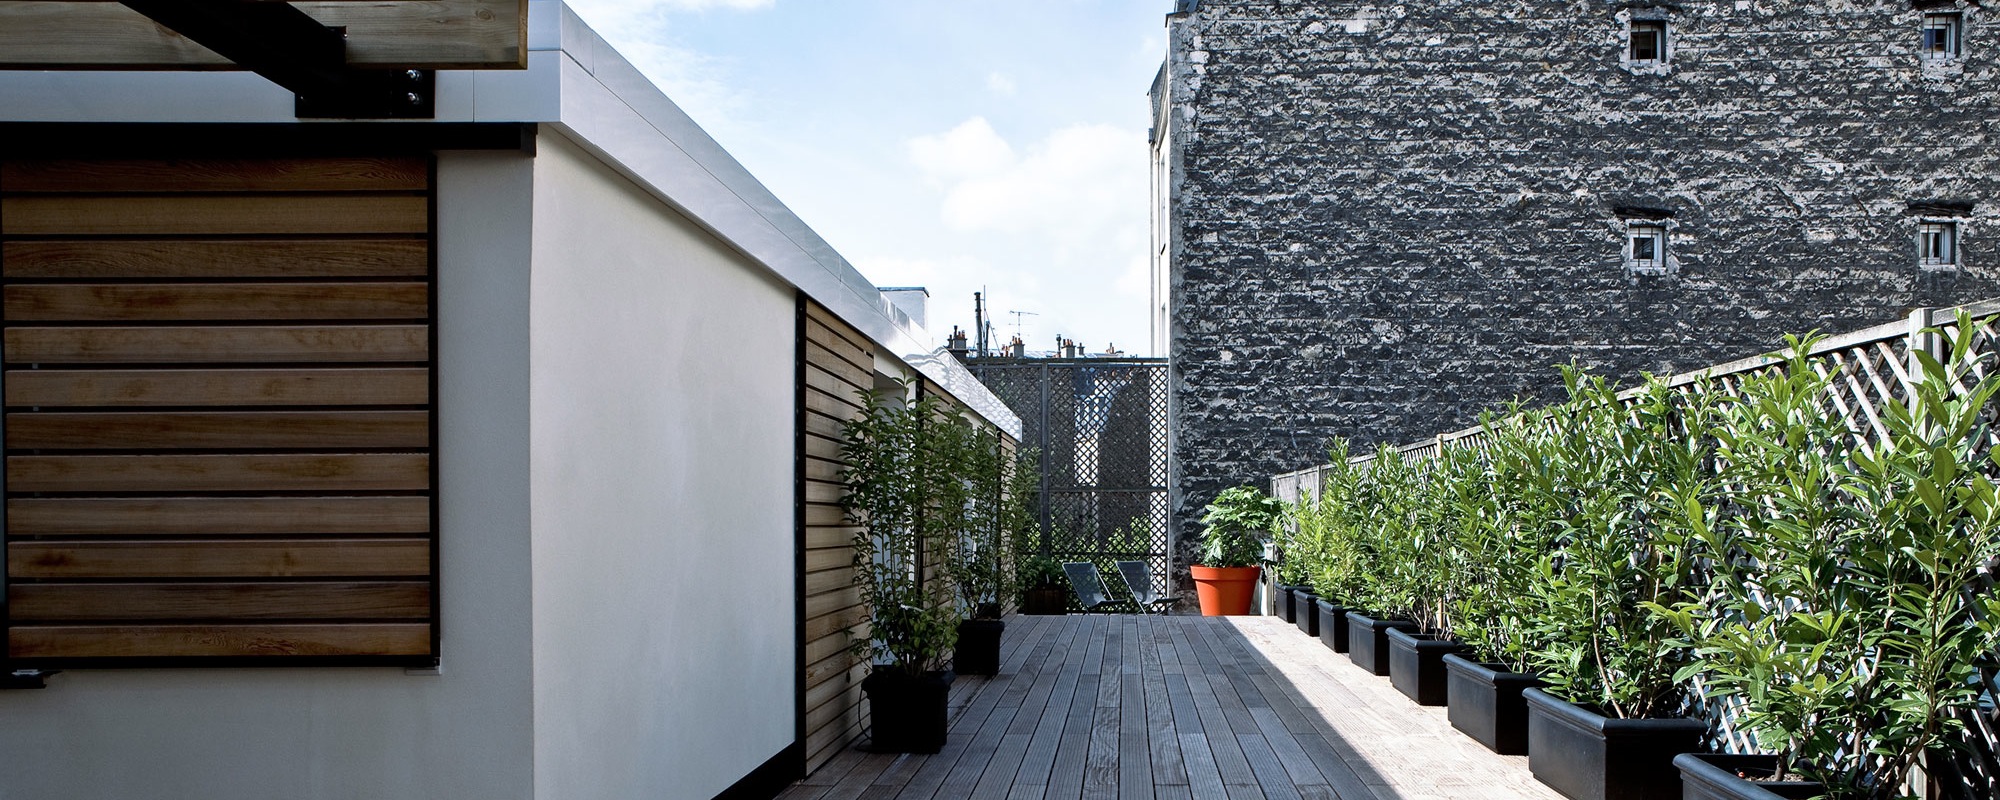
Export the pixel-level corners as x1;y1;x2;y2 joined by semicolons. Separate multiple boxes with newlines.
899;119;1153;354
563;0;772;131
986;72;1018;96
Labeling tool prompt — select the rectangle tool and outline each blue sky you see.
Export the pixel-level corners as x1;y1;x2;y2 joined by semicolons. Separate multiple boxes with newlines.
565;0;1170;355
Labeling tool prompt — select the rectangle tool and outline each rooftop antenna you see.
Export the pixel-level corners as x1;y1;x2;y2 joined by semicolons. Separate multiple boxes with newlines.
1008;310;1038;340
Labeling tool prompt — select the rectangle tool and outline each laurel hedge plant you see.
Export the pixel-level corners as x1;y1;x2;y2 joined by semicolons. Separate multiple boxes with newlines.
1285;314;2000;797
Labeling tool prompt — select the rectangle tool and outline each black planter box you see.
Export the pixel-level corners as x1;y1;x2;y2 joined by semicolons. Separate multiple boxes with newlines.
1346;611;1417;676
1295;591;1320;637
1443;654;1544;756
1674;754;1824;800
1385;629;1469;706
1525;688;1706;800
954;619;1004;676
1315;600;1353;653
1276;585;1300;623
862;669;955;754
1022;586;1067;615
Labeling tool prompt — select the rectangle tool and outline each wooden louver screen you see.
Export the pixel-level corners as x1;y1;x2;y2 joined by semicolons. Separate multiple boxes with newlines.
0;156;436;665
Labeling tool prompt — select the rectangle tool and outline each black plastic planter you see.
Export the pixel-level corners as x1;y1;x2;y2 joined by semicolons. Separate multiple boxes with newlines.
1294;591;1320;637
862;669;955;754
1674;754;1825;800
1315;600;1353;653
1022;586;1067;615
1345;611;1417;676
1385;629;1469;706
1524;688;1706;800
1276;585;1300;623
1442;654;1544;756
954;618;1004;676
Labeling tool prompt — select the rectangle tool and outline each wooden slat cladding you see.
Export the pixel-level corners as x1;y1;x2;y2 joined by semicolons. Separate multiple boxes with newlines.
0;1;528;70
2;157;437;664
3;240;429;280
6;368;430;407
801;301;874;774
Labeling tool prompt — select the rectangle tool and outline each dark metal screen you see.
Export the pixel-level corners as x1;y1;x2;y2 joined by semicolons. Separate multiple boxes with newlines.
969;358;1172;604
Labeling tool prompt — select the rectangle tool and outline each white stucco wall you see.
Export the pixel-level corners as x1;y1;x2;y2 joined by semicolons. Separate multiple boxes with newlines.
526;132;797;800
0;151;539;800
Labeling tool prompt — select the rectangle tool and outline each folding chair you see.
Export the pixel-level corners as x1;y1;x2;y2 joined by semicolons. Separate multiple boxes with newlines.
1114;560;1179;615
1062;562;1131;613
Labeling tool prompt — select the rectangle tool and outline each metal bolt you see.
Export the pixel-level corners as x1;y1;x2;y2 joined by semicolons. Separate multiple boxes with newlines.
407;92;423;106
406;70;424;82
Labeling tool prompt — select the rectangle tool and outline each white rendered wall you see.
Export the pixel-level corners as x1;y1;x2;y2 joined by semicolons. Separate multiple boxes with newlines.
0;151;539;800
527;132;797;800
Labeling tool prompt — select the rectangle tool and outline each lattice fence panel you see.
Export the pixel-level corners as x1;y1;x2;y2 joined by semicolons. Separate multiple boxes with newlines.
970;359;1172;607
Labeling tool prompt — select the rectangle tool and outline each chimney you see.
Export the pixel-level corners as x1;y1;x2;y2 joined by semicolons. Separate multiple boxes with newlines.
1061;338;1081;359
1008;335;1026;358
948;327;969;360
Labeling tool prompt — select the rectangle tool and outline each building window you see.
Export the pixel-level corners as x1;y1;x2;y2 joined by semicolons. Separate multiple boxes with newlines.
1627;222;1668;272
1630;20;1667;63
1923;13;1962;60
1918;220;1960;269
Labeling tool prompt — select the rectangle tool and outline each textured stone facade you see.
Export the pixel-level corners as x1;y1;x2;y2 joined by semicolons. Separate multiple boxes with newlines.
1152;0;2000;531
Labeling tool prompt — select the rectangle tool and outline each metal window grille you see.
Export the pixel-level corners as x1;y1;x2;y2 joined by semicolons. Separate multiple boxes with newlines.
1922;221;1961;270
1630;21;1665;62
1925;13;1963;60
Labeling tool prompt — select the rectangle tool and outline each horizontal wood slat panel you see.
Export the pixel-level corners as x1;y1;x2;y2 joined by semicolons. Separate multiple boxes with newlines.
1;158;428;193
9;581;430;620
804;479;849;506
804;686;861;733
806;526;857;551
805;660;868;710
804;605;865;644
804;548;849;574
805;386;865;421
7;496;431;536
8;453;431;492
6;368;431;407
5;325;429;364
7;411;431;450
2;157;439;666
0;1;527;69
805;410;852;443
802;454;845;483
5;283;431;321
804;565;856;597
804;362;869;410
3;240;429;280
805;647;862;690
9;539;430;578
7;623;431;658
0;195;428;236
804;321;869;372
804;503;846;528
805;341;870;392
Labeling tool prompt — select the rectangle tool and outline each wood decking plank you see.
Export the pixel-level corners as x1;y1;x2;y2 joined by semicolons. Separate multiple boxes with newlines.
783;616;1563;800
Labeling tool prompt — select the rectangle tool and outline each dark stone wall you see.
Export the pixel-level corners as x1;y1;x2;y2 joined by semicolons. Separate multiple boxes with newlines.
1161;0;2000;528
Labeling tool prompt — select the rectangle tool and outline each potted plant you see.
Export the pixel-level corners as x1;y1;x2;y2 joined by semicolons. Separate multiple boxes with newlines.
1193;486;1281;616
1520;371;1715;800
1272;501;1310;624
1344;449;1420;676
1295;442;1366;654
1442;408;1554;755
841;386;962;753
1017;555;1068;615
943;436;1036;676
1383;444;1475;706
1658;327;2000;800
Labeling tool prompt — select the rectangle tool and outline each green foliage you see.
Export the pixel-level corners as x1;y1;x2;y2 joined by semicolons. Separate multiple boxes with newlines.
840;386;962;676
1284;441;1367;605
1200;486;1283;567
1521;369;1719;719
1655;322;2000;798
1446;408;1563;674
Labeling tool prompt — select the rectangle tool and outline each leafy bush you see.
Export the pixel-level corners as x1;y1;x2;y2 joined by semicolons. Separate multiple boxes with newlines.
1200;486;1282;567
841;386;962;676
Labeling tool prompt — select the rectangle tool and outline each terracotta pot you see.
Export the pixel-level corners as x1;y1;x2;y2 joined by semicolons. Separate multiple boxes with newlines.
1191;565;1261;616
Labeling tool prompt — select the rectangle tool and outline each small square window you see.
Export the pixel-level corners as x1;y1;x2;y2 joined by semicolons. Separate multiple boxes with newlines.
1923;13;1962;60
1918;221;1960;269
1627;223;1668;272
1630;21;1666;62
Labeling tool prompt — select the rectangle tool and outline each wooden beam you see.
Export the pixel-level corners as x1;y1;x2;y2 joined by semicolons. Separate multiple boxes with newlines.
0;1;527;70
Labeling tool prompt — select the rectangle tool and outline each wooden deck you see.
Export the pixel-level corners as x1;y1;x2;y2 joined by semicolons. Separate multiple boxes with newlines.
781;614;1564;800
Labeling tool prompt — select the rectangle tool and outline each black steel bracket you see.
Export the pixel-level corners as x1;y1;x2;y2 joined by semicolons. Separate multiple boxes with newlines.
117;0;435;119
2;669;58;690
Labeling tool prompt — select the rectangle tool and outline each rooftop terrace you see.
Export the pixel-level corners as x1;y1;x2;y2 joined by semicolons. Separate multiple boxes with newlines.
783;614;1561;800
